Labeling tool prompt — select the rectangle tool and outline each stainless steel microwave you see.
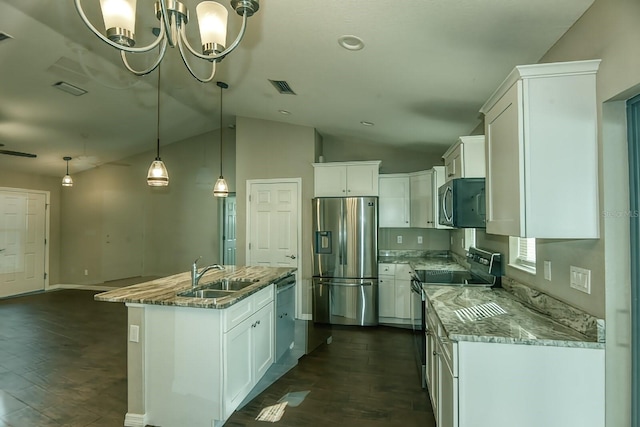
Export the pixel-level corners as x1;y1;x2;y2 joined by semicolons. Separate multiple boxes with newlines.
438;178;486;228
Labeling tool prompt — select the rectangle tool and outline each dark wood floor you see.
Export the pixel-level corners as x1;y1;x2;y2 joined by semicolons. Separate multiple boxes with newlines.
0;290;435;427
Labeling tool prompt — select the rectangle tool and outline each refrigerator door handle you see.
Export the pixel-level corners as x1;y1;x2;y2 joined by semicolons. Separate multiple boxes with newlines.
318;281;373;287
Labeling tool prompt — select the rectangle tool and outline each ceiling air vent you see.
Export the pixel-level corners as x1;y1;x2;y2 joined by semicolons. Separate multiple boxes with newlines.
269;79;296;95
0;32;13;43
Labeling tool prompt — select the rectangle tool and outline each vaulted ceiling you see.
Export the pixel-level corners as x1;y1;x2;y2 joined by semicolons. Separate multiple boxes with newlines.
0;0;594;176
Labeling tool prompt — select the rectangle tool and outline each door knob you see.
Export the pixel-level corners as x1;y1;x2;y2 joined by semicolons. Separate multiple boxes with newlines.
286;254;296;259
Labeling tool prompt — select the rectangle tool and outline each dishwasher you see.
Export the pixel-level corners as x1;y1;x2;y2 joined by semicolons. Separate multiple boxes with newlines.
275;274;296;362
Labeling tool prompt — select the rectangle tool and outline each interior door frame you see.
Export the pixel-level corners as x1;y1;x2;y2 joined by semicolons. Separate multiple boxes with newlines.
246;178;303;318
0;186;50;291
627;93;640;427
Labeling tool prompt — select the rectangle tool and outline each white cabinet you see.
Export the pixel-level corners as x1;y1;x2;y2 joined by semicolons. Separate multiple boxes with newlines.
424;297;605;427
480;59;600;238
378;263;412;324
441;136;485;182
313;161;381;197
410;167;451;229
379;174;411;227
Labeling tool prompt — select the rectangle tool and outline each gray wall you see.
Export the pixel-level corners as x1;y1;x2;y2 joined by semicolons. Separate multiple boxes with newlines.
60;129;235;284
0;169;61;285
379;228;450;251
235;116;317;315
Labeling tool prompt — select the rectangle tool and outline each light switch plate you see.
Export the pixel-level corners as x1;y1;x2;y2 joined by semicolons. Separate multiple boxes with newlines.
129;325;140;343
417;236;423;244
570;266;591;294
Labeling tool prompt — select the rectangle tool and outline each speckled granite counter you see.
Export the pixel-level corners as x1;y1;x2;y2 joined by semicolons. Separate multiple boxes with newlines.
424;285;603;349
378;251;467;272
94;265;296;309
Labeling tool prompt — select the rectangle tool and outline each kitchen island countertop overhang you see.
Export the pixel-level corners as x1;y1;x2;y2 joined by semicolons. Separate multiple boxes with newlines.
94;265;297;309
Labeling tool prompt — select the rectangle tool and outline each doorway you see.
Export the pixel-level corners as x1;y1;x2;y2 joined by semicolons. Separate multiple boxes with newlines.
221;194;237;265
627;93;640;427
0;188;48;298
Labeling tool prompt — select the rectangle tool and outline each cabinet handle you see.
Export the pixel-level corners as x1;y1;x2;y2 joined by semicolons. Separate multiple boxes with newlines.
433;351;438;356
342;189;346;192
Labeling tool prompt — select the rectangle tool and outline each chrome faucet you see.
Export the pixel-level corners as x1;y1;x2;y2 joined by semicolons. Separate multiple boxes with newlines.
191;257;224;288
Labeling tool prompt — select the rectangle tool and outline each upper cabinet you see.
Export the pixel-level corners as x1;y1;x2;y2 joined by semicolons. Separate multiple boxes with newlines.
410;167;451;229
379;174;411;227
313;161;381;197
479;59;601;238
441;135;486;182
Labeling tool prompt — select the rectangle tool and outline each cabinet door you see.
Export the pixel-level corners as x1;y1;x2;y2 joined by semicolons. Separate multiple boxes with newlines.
314;165;347;197
395;279;412;320
224;320;253;413
410;172;433;228
378;276;395;318
252;304;274;380
438;352;458;427
444;145;463;181
347;164;379;196
379;176;410;227
426;329;439;415
484;82;523;236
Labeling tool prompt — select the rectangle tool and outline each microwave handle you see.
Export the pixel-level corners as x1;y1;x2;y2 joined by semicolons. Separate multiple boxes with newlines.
442;186;453;222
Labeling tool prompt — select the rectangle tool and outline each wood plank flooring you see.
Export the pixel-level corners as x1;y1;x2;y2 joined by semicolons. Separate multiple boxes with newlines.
0;290;435;427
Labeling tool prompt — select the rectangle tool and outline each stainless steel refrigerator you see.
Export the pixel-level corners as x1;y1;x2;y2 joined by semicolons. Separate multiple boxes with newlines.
312;197;378;326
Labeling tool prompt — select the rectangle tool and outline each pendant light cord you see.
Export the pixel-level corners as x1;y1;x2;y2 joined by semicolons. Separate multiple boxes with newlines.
156;66;161;160
219;83;223;176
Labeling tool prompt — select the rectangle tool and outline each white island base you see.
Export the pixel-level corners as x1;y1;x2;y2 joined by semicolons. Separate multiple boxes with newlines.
125;284;276;427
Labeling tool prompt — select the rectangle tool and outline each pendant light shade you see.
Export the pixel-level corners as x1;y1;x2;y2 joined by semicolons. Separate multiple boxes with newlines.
213;81;228;198
147;66;169;187
62;156;73;187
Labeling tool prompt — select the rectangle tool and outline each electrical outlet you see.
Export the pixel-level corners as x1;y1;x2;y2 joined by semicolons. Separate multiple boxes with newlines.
129;325;140;343
417;236;423;244
397;235;403;244
570;266;591;294
544;261;551;281
84;269;88;276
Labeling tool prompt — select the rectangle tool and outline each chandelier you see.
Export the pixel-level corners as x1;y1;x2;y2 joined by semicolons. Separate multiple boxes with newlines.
74;0;259;83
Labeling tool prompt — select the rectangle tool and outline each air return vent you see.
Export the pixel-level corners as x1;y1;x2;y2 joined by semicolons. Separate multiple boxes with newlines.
0;32;13;42
269;79;296;95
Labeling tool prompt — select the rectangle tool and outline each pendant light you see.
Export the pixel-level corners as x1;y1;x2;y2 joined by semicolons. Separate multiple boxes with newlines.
62;156;73;187
213;81;229;197
147;66;169;186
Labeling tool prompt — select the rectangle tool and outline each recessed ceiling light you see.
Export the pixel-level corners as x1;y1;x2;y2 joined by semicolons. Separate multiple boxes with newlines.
279;110;291;115
360;121;374;127
338;35;365;51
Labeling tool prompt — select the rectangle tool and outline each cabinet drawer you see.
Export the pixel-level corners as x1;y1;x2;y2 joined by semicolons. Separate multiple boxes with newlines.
379;263;395;275
223;297;254;333
395;264;413;280
254;284;274;311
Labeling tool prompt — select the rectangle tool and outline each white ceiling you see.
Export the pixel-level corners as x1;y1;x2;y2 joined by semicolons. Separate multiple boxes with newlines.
0;0;594;177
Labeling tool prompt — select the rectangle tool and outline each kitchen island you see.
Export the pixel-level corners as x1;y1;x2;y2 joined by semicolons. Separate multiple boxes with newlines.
95;265;297;427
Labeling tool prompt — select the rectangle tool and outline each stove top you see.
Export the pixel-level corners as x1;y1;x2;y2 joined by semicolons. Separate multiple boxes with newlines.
413;247;503;287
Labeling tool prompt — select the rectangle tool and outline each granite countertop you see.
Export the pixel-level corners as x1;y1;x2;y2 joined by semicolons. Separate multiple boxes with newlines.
424;285;603;349
94;265;296;309
378;254;468;272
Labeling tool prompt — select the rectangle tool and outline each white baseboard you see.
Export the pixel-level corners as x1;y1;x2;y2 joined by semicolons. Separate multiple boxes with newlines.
296;313;312;321
124;413;147;427
47;284;115;292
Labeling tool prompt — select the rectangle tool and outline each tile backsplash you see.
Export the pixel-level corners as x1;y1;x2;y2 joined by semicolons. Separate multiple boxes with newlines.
378;228;450;251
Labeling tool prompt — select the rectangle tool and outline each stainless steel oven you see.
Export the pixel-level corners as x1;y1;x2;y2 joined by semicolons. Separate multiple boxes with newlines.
409;271;427;388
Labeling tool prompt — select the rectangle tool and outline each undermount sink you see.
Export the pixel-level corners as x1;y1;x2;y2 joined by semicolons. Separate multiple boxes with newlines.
178;289;236;299
177;278;260;298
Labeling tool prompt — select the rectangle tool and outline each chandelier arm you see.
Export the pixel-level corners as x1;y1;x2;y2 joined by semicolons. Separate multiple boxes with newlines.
177;34;218;83
157;0;177;47
178;12;249;62
74;0;166;53
120;39;169;76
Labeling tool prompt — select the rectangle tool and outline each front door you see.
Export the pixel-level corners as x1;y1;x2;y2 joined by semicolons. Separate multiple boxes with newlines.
0;190;46;298
247;181;298;269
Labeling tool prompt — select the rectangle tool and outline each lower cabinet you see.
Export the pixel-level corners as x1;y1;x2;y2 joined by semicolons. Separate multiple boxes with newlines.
424;299;605;427
378;263;412;325
224;303;274;414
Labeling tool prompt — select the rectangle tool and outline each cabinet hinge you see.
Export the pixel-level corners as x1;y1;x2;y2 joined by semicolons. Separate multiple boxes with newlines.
44;272;47;280
249;242;252;250
249;195;252;202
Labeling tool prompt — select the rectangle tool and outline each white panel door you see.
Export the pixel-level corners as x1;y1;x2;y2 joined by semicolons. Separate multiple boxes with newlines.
0;191;45;297
248;182;298;268
223;196;237;265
